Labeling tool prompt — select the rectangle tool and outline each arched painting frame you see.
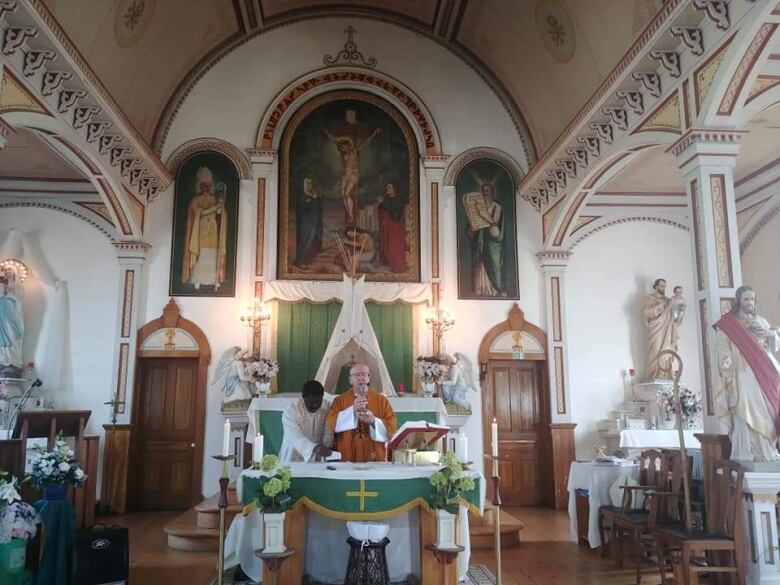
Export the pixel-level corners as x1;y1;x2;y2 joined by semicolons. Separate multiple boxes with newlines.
169;151;240;297
278;90;420;282
455;158;520;299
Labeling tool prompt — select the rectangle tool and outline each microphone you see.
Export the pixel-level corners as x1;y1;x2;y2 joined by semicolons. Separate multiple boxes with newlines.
32;379;42;387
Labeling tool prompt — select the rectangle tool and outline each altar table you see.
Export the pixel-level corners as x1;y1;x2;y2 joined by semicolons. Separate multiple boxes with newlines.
225;462;484;584
619;429;703;478
246;395;447;455
567;461;639;548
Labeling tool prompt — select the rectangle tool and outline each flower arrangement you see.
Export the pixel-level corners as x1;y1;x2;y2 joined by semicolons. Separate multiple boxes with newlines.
253;455;292;514
247;358;280;384
657;385;703;429
0;472;37;544
414;356;448;384
29;436;87;489
429;452;476;514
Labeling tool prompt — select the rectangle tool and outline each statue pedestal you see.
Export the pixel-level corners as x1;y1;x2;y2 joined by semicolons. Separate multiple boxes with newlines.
742;471;780;585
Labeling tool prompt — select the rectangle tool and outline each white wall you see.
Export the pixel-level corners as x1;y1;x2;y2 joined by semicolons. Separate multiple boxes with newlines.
741;208;780;328
0;207;118;494
153;16;535;491
566;222;702;460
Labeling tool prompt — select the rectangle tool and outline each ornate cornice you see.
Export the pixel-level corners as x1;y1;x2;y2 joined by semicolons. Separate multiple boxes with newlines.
666;127;747;157
536;250;572;267
0;200;114;239
112;240;151;258
570;216;689;249
166;138;253;181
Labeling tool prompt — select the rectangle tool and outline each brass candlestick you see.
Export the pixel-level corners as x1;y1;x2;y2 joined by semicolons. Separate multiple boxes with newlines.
491;455;502;585
212;454;233;585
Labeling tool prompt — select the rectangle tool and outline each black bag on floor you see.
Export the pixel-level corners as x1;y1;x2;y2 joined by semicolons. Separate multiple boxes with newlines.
71;523;129;585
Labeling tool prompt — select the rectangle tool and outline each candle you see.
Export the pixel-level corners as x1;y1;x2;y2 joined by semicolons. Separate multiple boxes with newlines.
222;420;231;457
456;433;468;463
253;433;264;463
491;418;498;458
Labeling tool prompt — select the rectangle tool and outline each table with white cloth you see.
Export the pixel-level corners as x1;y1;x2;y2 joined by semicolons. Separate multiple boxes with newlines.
225;462;484;584
246;395;448;454
567;461;640;548
619;429;703;478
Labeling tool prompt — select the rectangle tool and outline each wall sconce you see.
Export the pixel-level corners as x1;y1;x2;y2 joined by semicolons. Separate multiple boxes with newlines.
425;306;455;345
240;298;271;332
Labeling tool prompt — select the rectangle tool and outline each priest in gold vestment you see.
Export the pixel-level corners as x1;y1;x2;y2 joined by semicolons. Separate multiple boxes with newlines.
326;363;397;462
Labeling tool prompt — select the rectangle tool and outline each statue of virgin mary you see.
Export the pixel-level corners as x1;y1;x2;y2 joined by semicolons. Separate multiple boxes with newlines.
0;268;24;372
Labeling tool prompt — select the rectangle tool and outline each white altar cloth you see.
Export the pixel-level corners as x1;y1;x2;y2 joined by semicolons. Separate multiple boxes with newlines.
567;461;640;548
226;462;484;583
619;429;701;450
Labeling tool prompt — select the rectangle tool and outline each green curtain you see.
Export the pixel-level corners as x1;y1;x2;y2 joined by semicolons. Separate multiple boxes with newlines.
276;301;341;393
365;302;413;394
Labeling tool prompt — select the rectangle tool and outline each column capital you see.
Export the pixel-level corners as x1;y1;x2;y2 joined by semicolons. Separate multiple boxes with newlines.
667;128;746;173
537;250;571;271
246;148;277;167
421;154;451;170
113;240;150;261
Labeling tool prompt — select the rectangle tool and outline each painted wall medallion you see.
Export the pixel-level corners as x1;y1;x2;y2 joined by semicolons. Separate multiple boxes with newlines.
278;90;420;282
170;151;239;297
456;158;520;300
535;0;575;64
114;0;155;49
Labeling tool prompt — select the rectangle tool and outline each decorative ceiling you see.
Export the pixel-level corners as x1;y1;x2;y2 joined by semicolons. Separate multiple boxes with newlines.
39;0;664;155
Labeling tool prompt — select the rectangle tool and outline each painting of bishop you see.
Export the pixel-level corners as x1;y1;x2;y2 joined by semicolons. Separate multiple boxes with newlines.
170;151;239;297
278;90;420;282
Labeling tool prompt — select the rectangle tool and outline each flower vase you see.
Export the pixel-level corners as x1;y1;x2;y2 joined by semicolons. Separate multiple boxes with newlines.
43;484;68;500
262;512;286;554
0;539;26;574
659;416;676;430
421;382;435;398
433;509;458;550
256;381;271;397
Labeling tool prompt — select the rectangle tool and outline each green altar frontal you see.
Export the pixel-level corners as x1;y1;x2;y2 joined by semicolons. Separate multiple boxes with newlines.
240;465;483;521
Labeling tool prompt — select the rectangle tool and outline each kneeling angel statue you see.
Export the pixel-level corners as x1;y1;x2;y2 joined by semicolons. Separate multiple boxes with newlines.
212;346;255;402
440;352;479;410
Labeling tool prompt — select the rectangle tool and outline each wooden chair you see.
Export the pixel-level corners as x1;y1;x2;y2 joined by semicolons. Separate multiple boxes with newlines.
598;449;666;559
652;460;745;585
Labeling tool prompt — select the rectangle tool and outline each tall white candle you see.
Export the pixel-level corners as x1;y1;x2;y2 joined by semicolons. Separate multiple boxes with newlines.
456;433;468;463
253;433;264;463
222;420;231;457
491;418;499;457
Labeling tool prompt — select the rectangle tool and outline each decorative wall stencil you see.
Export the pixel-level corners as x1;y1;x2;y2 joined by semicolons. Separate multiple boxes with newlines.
0;69;47;114
699;299;713;415
551;276;562;342
633;91;682;134
120;270;135;338
114;0;155;49
553;191;587;246
694;37;732;112
554;346;566;414
710;174;733;288
542;198;565;242
718;23;778;115
170;151;240;297
455;158;519;300
570;215;599;234
746;75;780;104
535;0;575;63
278;90;419;282
690;179;705;291
75;202;114;226
323;25;376;69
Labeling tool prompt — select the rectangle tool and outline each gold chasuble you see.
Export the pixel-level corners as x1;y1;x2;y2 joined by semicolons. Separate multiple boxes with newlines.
326;389;397;462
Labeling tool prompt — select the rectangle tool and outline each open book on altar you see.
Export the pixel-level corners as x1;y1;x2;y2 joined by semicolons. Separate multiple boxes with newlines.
387;420;449;456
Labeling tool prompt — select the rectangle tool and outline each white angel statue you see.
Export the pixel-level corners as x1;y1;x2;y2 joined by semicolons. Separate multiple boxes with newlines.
440;352;479;410
211;346;255;402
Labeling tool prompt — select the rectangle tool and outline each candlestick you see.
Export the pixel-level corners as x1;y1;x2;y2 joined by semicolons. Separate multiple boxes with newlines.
254;433;264;463
222;420;231;457
491;418;499;457
212;454;233;585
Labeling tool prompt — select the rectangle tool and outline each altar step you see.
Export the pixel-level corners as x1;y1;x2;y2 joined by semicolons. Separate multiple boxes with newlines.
469;502;524;549
164;484;243;552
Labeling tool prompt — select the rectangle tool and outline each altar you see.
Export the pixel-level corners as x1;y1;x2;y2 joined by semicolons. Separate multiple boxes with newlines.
225;462;484;584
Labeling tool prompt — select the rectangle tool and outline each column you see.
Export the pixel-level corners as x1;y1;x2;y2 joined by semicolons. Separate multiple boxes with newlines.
109;241;149;422
422;155;449;354
247;148;277;355
537;250;576;510
669;129;745;429
742;472;780;585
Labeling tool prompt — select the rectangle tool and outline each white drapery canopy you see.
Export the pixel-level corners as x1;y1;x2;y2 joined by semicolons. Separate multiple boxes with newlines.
0;229;68;389
264;275;432;396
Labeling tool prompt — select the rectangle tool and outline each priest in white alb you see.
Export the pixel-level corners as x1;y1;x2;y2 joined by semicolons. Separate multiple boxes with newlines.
279;380;335;462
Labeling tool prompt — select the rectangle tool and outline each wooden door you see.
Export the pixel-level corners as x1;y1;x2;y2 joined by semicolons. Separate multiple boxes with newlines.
483;360;549;506
132;358;199;510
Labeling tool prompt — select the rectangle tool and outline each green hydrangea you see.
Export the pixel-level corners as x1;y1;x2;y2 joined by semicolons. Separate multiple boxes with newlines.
429;471;447;488
277;466;292;491
260;454;278;471
263;477;283;499
457;477;475;493
428;452;475;513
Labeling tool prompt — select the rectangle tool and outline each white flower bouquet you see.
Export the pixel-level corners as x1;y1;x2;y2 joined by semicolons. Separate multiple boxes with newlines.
414;356;448;384
247;358;280;384
29;436;87;489
0;472;38;544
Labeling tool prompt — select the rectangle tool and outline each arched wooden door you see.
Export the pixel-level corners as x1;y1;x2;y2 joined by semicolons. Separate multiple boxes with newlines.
129;300;210;510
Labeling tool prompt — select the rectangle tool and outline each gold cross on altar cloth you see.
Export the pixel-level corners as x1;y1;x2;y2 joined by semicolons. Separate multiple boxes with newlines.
345;480;378;512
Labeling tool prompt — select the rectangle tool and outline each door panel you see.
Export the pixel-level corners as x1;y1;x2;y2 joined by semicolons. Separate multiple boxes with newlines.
134;358;198;510
484;360;548;506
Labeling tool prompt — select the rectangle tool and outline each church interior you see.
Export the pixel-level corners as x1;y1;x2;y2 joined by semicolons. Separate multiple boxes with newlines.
1;0;780;584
